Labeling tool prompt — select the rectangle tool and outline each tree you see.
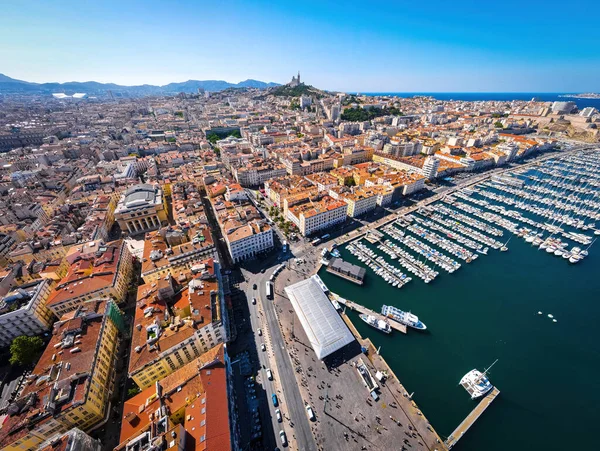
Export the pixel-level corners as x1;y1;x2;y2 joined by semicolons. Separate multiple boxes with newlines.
127;387;141;398
494;121;504;129
207;133;220;144
10;336;44;366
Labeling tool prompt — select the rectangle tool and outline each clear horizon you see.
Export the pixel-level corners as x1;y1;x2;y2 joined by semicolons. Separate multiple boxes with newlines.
1;0;599;92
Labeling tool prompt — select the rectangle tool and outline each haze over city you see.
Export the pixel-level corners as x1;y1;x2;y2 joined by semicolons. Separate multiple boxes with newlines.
2;0;599;92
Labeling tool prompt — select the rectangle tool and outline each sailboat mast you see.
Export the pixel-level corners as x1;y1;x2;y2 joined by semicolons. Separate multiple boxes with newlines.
483;359;499;375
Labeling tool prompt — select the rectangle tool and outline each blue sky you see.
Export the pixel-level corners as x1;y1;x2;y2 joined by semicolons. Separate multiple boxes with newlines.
1;0;599;92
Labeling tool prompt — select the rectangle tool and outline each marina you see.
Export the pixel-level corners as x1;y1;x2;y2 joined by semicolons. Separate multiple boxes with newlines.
319;147;600;450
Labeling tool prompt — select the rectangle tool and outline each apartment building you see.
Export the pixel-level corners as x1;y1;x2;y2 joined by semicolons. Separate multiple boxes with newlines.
287;196;347;236
305;172;340;192
340;188;378;218
0;300;124;451
264;175;315;207
140;226;215;283
117;344;237;451
0;278;56;348
128;259;229;388
45;240;133;317
38;428;101;451
79;195;117;243
209;190;275;263
224;220;273;263
234;162;287;187
421;156;440;179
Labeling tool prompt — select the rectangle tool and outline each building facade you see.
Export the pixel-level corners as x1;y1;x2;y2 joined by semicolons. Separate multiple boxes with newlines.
129;260;230;389
114;184;168;235
45;240;133;317
0;279;56;348
287;196;347;236
225;222;274;264
0;301;124;451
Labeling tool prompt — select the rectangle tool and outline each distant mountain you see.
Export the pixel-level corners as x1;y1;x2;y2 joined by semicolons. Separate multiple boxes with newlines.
0;74;280;96
0;74;31;84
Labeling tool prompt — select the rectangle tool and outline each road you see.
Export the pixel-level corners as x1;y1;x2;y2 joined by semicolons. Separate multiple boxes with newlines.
241;262;318;451
242;274;286;448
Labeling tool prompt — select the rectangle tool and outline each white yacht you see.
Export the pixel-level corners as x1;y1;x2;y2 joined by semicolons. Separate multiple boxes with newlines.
381;305;427;330
359;314;392;334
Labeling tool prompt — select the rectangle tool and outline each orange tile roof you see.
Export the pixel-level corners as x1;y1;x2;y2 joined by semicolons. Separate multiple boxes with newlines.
46;241;125;307
119;345;230;450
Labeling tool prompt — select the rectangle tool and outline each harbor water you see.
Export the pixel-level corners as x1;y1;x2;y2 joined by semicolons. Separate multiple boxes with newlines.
318;186;600;449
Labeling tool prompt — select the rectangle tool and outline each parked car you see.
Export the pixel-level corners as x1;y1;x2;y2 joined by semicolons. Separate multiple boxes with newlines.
266;368;273;380
261;343;266;351
272;394;278;407
275;409;282;422
257;328;262;336
253;284;257;290
279;430;287;446
252;297;257;305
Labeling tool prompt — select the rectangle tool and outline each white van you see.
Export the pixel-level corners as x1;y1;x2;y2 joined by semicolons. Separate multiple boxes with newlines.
306;405;316;421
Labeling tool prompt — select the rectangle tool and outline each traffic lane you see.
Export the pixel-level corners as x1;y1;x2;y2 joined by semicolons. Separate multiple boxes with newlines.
247;281;288;446
259;277;316;451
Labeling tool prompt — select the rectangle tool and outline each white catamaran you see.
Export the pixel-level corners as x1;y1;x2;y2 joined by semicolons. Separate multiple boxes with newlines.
460;359;498;399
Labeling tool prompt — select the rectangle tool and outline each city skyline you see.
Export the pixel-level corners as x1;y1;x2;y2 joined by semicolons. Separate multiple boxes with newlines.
1;0;599;92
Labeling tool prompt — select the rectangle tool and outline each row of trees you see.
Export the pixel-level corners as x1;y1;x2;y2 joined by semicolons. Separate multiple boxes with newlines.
267;206;297;238
341;106;403;122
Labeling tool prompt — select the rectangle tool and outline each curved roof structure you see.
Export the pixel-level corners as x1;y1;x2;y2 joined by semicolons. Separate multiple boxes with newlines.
123;184;158;208
284;276;355;359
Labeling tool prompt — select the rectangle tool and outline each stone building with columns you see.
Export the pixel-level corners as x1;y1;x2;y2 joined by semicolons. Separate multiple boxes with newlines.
114;184;168;235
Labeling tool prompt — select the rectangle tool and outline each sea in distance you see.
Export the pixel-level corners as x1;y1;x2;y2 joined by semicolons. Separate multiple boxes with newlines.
318;174;600;450
361;92;600;110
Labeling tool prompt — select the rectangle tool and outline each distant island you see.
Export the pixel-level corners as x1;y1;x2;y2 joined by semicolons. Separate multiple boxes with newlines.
558;93;600;99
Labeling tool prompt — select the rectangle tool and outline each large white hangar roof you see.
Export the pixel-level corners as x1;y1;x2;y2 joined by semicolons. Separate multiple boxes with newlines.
284;276;355;359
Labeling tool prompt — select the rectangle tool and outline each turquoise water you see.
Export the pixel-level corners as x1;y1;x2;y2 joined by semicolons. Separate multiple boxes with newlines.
319;207;600;450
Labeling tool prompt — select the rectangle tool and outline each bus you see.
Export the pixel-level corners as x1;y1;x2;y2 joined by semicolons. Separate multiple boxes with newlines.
321;233;331;240
266;281;273;300
311;238;322;246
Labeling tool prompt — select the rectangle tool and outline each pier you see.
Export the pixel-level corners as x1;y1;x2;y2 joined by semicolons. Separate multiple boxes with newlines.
331;293;407;333
444;387;500;449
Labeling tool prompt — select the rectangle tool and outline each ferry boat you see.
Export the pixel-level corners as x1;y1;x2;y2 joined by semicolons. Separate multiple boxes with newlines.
359;314;392;334
381;305;427;330
460;359;498;400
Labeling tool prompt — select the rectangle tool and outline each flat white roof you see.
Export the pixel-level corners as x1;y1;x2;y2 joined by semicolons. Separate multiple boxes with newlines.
284;276;355;359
